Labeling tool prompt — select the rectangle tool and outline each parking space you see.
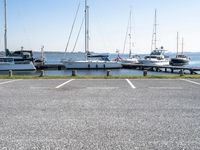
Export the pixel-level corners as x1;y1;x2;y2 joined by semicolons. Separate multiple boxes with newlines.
56;79;132;90
0;79;12;83
129;79;200;89
0;79;200;149
0;79;22;85
181;78;200;86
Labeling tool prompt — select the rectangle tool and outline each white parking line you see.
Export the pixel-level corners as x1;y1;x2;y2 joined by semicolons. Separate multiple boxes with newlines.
181;79;200;86
55;79;74;89
149;87;183;90
0;79;22;85
126;79;136;89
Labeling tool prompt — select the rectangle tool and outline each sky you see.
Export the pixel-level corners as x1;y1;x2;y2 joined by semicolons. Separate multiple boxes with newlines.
0;0;200;54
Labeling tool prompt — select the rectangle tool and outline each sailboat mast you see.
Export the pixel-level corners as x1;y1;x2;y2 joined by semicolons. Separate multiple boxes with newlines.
85;0;89;60
154;9;157;50
151;9;157;51
128;9;132;58
181;37;184;54
4;0;7;52
176;32;179;57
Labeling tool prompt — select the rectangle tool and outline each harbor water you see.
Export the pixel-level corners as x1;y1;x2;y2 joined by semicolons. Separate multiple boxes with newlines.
34;51;200;76
1;51;200;76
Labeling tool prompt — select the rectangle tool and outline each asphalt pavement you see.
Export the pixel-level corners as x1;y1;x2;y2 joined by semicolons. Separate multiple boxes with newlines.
0;79;200;149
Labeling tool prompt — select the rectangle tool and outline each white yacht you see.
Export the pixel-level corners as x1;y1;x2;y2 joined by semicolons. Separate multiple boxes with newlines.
0;57;36;71
62;0;122;69
0;0;36;72
140;10;169;66
140;47;169;66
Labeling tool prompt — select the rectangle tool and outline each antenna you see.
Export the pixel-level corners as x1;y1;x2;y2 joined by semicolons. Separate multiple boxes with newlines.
176;32;179;57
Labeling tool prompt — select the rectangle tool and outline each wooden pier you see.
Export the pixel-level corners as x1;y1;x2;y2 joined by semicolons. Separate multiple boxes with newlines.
35;63;200;75
122;63;200;74
35;63;65;70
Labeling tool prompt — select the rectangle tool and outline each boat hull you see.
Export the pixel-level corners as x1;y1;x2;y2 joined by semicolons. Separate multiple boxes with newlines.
62;60;122;69
140;59;169;66
170;58;189;66
0;62;36;71
120;58;139;65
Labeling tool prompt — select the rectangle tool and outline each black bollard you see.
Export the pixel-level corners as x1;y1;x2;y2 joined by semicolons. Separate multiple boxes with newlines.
106;70;111;76
179;69;184;76
40;70;45;77
9;70;13;77
72;70;77;76
143;70;147;76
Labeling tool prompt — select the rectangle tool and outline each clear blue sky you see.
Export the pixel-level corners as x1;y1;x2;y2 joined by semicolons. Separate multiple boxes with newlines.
0;0;200;53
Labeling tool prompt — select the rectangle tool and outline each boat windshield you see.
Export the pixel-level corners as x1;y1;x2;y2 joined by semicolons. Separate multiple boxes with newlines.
145;55;164;60
150;50;165;55
177;55;187;58
0;57;14;62
87;54;110;61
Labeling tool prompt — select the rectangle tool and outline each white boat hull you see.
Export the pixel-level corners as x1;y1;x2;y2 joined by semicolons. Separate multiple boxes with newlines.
62;60;122;69
121;58;139;65
0;62;36;71
140;59;169;66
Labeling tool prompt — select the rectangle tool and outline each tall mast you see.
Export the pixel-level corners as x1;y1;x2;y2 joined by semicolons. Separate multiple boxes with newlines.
151;9;157;51
128;9;132;58
4;0;8;52
181;37;184;54
85;0;89;60
154;9;157;50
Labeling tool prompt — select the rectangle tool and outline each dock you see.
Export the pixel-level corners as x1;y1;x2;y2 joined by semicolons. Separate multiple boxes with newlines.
35;63;65;70
35;63;200;74
122;63;200;74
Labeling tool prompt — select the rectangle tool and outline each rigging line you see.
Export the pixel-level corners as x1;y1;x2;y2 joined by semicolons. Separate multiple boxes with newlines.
123;14;130;54
151;24;154;51
64;1;81;57
72;16;85;53
129;9;132;58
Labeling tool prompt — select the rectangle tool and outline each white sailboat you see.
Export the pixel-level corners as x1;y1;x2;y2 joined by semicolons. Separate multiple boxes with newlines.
140;10;169;66
170;32;190;66
120;9;140;64
62;0;122;69
0;0;36;71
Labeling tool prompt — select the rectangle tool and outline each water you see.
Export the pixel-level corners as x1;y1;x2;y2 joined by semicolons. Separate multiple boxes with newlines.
33;51;200;76
1;51;199;76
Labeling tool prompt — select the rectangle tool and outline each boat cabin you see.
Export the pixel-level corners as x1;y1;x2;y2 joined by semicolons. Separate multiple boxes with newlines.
6;49;34;62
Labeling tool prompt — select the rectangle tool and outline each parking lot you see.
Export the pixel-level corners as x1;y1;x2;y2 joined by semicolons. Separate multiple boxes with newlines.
0;79;200;149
